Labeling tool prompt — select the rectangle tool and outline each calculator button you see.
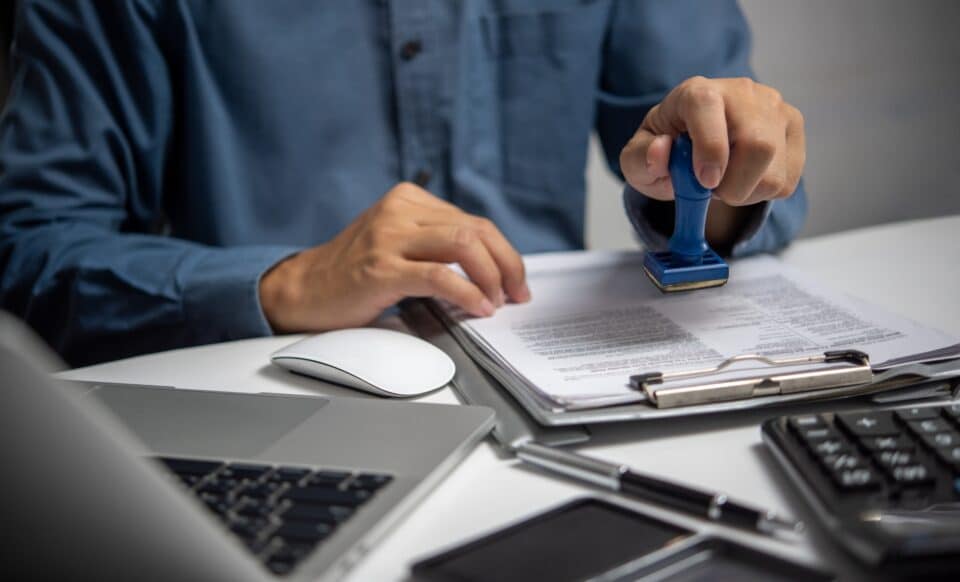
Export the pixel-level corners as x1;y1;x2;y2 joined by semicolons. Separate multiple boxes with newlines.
811;439;851;456
876;450;917;468
859;435;915;452
788;415;825;433
837;412;899;437
832;468;881;490
890;463;936;486
920;431;960;450
799;427;839;442
896;407;941;422
821;453;864;471
907;419;951;435
943;404;960;420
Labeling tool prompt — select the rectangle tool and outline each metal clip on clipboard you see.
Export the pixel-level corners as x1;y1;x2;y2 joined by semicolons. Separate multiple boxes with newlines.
630;350;873;409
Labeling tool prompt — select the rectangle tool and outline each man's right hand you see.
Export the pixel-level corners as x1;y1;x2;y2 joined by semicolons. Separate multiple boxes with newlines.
259;183;531;333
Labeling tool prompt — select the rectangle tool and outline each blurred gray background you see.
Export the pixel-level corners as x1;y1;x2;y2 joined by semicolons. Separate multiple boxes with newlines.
586;0;960;250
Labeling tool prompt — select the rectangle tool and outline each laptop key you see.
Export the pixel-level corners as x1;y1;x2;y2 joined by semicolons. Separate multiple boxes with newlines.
229;520;270;542
237;481;285;501
307;470;351;487
348;473;393;491
281;504;354;524
274;522;333;543
224;463;271;481
202;496;234;516
269;467;312;484
157;457;223;475
284;486;371;507
198;479;244;498
234;497;282;518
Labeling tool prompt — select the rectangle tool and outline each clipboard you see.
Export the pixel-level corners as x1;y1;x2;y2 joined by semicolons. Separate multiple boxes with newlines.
401;299;960;428
629;350;873;408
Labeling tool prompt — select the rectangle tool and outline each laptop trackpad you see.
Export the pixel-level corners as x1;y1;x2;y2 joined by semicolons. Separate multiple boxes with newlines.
89;385;327;458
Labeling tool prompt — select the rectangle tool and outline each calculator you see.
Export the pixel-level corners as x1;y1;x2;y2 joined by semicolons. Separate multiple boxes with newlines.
762;401;960;575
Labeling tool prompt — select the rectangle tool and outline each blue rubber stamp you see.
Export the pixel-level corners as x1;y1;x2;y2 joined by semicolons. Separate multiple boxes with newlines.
642;134;729;292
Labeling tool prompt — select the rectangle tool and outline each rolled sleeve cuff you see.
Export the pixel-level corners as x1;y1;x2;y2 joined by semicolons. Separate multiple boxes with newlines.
179;245;303;343
622;184;771;258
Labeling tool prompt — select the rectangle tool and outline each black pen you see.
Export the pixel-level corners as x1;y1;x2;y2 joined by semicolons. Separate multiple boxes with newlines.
514;441;803;538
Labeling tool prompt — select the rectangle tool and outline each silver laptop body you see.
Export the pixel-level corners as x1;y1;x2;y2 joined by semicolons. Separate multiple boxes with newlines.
0;312;494;581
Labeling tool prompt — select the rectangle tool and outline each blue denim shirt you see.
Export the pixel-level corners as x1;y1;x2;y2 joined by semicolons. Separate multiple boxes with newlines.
0;0;806;365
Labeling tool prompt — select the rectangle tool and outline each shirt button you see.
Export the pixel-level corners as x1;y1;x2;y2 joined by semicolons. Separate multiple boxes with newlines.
413;169;432;187
400;39;422;61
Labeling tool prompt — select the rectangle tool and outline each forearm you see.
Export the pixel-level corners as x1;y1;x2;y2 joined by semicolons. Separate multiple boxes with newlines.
0;223;299;366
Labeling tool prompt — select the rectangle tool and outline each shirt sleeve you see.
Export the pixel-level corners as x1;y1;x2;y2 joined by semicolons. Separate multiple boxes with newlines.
594;0;807;256
0;1;300;366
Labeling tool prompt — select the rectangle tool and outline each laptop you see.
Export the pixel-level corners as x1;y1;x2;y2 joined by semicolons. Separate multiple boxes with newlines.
0;312;494;580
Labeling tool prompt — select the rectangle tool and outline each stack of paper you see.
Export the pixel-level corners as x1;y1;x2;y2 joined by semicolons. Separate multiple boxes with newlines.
434;251;960;411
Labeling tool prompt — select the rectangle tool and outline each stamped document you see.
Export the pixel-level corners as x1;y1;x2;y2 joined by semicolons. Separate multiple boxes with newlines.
437;251;959;409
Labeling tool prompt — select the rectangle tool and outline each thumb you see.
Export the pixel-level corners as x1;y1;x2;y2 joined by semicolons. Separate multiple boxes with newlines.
619;130;674;200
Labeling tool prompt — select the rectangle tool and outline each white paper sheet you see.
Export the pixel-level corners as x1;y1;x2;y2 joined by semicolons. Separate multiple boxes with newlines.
440;251;959;408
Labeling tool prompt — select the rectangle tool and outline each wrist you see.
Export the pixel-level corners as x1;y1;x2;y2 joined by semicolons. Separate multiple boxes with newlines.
705;199;758;254
259;252;306;333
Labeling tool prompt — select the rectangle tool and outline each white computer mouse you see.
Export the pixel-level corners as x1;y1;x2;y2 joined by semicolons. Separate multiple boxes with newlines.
270;328;456;397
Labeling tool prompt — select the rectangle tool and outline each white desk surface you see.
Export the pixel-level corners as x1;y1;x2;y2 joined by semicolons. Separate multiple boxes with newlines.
62;215;960;580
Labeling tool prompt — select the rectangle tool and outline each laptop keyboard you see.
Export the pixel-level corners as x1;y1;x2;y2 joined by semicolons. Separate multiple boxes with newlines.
154;456;392;576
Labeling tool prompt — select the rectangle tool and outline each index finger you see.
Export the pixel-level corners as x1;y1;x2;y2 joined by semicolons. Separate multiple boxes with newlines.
415;211;531;303
470;217;530;303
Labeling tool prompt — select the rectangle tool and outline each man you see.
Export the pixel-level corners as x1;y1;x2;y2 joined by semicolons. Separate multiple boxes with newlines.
0;1;806;366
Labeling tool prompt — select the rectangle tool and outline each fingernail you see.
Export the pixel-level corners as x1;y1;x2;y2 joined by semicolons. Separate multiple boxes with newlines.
517;283;532;303
479;298;496;317
699;164;723;189
496;289;506;307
